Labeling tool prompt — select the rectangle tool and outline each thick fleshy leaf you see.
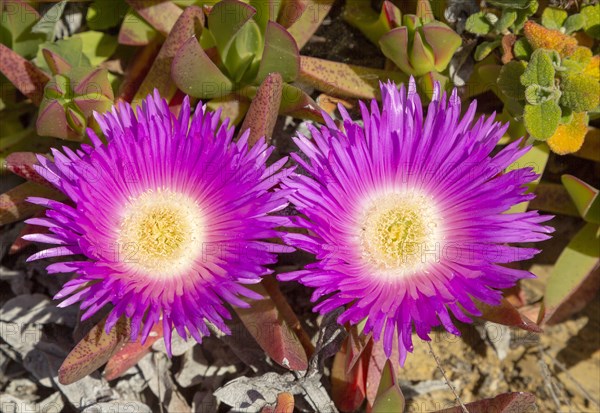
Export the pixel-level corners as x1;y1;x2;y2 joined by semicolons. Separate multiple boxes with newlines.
562;175;600;223
5;152;51;187
239;72;283;146
233;279;308;371
331;338;367;412
278;0;308;28
371;360;405;413
380;27;413;74
255;21;299;84
133;5;205;105
279;83;323;122
104;323;163;381
343;0;398;44
421;22;462;71
58;316;130;385
0;182;63;226
0;44;49;105
126;0;182;37
575;127;600;162
31;0;67;40
433;392;536;412
118;40;163;101
475;298;542;333
42;49;72;76
208;0;256;61
287;0;335;50
172;37;234;99
206;93;252;125
366;338;400;407
298;56;408;99
541;222;600;324
118;9;159;46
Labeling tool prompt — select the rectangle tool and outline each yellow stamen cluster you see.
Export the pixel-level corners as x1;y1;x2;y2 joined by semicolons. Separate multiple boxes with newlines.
118;189;204;276
358;191;441;275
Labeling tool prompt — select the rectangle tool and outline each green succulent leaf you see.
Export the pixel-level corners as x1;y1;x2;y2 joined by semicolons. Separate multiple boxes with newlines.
524;100;561;140
118;9;158;46
224;19;263;82
465;12;493;35
560;73;600;112
562;175;600;223
343;0;397;44
474;40;501;61
420;21;462;72
520;49;555;87
541;7;567;30
35;36;90;73
78;31;118;66
524;84;560;105
513;38;532;60
580;3;600;39
249;0;283;33
208;0;256;62
495;9;517;32
31;0;67;40
543;222;600;324
498;60;527;99
563;14;585;34
371;360;405;413
255;21;299;84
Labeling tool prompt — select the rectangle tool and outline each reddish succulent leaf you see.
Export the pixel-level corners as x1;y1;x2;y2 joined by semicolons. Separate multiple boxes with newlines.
475;298;542;333
58;316;130;385
298;56;408;99
126;0;183;37
366;337;400;407
0;43;50;105
278;0;308;28
0;182;63;226
316;94;355;117
42;48;72;75
287;0;335;50
345;324;370;374
433;392;536;413
104;323;163;381
171;37;234;99
332;339;367;412
133;5;205;105
5;152;52;187
9;212;48;255
239;72;283;146
234;280;308;371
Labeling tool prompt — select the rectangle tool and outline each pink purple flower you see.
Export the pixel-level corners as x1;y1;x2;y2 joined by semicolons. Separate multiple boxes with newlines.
24;91;292;355
280;79;553;364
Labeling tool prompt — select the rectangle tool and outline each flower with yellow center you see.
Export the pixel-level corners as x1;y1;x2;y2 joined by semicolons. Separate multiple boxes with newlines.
25;90;292;355
281;79;553;364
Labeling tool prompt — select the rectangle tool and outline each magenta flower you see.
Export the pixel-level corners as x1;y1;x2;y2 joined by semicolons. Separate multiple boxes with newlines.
24;91;292;355
280;79;553;364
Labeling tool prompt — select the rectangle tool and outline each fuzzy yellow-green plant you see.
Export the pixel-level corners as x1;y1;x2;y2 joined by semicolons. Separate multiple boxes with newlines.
547;112;589;155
